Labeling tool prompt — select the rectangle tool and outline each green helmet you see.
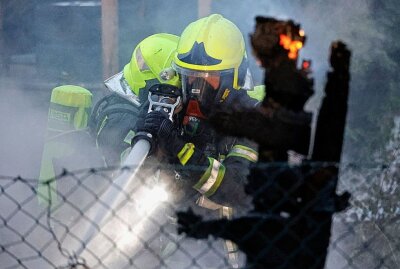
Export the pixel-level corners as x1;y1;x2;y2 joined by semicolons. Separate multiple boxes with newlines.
123;33;180;96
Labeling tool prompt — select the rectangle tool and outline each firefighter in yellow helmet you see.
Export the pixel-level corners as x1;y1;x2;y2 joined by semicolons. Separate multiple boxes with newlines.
135;14;259;212
132;14;260;267
89;33;180;166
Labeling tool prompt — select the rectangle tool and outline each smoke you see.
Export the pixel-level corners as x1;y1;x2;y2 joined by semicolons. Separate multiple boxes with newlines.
2;0;398;177
213;0;399;162
1;0;399;268
0;79;49;177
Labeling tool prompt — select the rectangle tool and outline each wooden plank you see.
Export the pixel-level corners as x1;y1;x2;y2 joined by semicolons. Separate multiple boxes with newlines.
0;1;3;32
198;0;212;18
101;0;119;79
0;1;5;73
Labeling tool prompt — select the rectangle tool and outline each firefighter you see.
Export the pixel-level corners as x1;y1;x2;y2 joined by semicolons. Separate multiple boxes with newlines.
89;33;181;166
135;14;259;210
132;14;260;267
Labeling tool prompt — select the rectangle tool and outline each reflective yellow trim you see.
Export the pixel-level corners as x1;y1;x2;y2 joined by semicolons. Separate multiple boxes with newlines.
123;130;136;145
95;116;108;148
221;89;230;101
177;143;195;165
227;145;258;162
218;154;226;162
193;157;225;197
247;85;266;101
97;116;108;136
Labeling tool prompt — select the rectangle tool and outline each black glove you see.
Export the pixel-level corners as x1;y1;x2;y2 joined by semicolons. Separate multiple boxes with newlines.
133;110;184;158
140;111;169;137
134;109;207;166
132;109;168;154
157;118;211;170
157;118;186;158
176;208;206;238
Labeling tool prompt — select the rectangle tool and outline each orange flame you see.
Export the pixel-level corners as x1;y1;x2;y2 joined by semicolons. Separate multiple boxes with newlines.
279;34;303;59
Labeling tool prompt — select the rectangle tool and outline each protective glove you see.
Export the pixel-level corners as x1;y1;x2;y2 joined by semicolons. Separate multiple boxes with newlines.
157;118;186;159
140;110;169;137
176;208;206;238
133;110;187;158
132;110;169;154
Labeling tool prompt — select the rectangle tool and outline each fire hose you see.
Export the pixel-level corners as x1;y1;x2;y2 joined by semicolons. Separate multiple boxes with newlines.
75;84;182;257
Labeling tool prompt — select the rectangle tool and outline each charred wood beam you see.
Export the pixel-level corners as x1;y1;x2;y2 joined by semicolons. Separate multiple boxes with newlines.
312;41;351;162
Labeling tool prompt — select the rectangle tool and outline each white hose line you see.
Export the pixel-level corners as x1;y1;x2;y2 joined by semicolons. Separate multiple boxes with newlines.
75;139;151;257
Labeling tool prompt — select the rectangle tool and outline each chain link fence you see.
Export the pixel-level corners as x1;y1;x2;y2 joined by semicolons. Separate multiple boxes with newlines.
1;162;399;269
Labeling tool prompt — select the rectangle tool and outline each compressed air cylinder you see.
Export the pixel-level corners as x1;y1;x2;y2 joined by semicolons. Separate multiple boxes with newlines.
47;85;92;131
38;85;103;206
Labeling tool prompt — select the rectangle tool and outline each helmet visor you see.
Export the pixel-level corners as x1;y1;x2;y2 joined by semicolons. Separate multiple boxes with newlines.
135;47;151;72
173;63;234;111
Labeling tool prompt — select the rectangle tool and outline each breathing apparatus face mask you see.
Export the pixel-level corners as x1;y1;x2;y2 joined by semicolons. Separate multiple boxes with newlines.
182;75;220;115
177;77;214;136
173;64;232;107
176;67;231;137
147;84;182;121
160;65;239;136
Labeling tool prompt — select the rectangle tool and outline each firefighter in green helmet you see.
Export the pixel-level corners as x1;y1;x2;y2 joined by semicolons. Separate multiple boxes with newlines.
89;33;181;166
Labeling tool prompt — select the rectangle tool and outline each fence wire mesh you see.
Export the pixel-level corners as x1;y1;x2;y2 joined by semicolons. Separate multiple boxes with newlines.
0;162;399;269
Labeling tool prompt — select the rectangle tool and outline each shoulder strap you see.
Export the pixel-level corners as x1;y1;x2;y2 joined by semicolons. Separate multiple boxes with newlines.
89;94;140;137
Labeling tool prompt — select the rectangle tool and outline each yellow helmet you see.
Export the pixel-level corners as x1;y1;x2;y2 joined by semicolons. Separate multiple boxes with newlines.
172;14;253;115
123;33;180;96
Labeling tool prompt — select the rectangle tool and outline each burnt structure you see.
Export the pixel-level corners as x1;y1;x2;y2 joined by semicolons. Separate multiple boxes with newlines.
177;17;351;269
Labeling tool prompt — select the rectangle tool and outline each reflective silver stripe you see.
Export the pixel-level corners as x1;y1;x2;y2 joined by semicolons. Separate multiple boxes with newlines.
199;159;221;194
104;72;141;106
221;206;233;219
196;195;222;210
230;147;258;162
287;150;305;165
225;240;237;253
227;251;240;268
